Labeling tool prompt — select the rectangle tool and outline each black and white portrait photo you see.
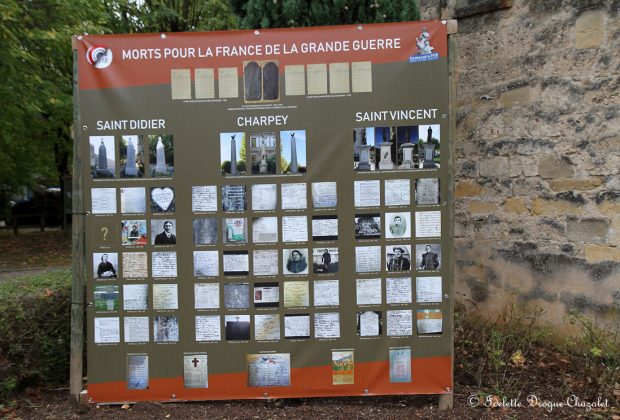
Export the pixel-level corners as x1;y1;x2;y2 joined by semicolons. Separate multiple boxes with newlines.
385;212;411;239
312;248;339;274
283;249;309;275
151;220;177;245
93;252;118;278
416;244;441;270
386;246;411;272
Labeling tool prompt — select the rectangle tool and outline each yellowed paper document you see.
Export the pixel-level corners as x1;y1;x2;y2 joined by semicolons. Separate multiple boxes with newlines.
351;61;372;93
329;62;350;94
171;69;191;100
218;67;239;98
285;65;306;96
284;281;309;307
195;68;215;99
307;64;327;95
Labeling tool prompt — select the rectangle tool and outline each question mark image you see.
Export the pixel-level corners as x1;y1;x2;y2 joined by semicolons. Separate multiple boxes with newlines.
101;227;109;241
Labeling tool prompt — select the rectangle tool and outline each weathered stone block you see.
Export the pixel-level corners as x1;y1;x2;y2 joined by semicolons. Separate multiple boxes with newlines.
523;160;539;177
584;244;620;263
455;0;513;18
538;155;575;179
479;157;510;178
531;198;585;216
509;160;523;177
499;86;534;107
458;160;479;177
504;197;527;213
469;201;498;214
575;10;605;49
549;177;604;192
566;218;610;243
609;217;620;246
598;201;620;217
509;155;541;177
456;180;484;197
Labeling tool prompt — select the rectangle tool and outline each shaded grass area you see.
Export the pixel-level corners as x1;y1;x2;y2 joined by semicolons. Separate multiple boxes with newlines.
0;230;71;269
0;269;71;401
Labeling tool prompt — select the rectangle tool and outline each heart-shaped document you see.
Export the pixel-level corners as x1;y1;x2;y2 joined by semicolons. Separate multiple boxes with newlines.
151;187;174;211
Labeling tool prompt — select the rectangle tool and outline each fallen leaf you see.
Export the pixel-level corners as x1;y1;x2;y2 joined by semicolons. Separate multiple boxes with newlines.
510;350;525;366
121;404;131;410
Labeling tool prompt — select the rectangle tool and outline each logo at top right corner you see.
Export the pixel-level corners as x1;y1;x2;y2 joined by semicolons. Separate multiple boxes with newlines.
409;27;440;63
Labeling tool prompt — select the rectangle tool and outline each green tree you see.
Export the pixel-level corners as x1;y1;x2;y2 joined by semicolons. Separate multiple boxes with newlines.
103;0;237;33
280;155;289;172
229;0;420;29
239;135;247;163
0;0;237;217
0;0;106;214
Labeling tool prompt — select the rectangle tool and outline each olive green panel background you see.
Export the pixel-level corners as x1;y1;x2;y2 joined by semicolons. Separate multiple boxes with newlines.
81;58;452;384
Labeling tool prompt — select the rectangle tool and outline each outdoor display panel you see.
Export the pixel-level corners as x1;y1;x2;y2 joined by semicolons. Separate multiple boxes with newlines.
74;20;453;402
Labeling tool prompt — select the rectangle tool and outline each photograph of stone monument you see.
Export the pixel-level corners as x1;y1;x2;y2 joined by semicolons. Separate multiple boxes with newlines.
395;125;420;169
220;132;246;176
243;60;279;103
89;136;115;178
353;127;376;171
280;130;306;174
120;135;144;178
372;127;399;170
417;124;440;169
148;134;174;177
249;132;276;175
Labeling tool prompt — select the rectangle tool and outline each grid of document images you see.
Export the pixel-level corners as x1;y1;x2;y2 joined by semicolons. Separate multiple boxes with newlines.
89;123;446;389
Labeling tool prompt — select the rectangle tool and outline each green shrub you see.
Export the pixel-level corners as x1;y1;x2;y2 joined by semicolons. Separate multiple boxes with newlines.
0;269;71;400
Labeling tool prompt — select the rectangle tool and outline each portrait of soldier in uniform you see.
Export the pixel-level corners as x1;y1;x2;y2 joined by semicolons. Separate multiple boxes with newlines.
387;246;411;271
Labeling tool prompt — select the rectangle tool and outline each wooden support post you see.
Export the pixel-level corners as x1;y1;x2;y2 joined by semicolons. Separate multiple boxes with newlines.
70;44;86;408
439;393;454;411
440;20;458;413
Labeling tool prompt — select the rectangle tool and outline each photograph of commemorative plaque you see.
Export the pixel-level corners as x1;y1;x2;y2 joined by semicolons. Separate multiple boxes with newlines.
244;60;280;103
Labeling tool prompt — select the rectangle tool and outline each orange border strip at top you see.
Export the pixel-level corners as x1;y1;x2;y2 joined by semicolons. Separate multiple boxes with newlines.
75;21;447;91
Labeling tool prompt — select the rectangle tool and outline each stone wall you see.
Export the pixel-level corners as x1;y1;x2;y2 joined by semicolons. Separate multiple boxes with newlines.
420;0;620;327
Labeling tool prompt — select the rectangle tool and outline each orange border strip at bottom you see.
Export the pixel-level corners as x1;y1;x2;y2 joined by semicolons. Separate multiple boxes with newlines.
88;356;452;403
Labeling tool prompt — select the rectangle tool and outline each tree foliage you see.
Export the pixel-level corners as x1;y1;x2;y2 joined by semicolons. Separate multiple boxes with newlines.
0;0;106;214
103;0;237;33
229;0;420;29
0;0;237;216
